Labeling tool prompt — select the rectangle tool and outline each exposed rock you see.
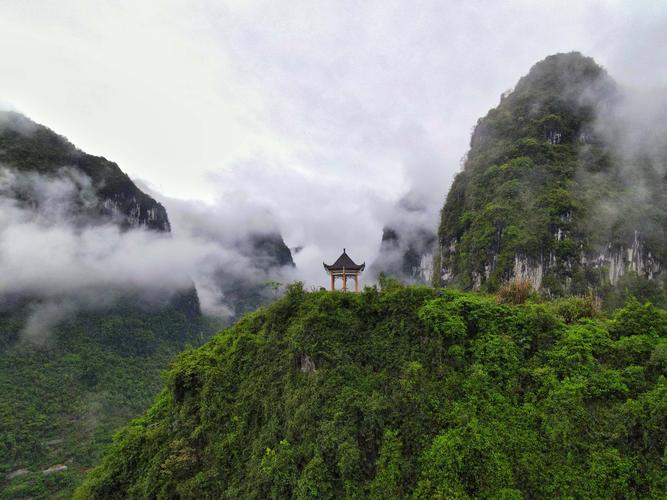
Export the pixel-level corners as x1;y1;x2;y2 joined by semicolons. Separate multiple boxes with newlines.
513;254;544;290
372;225;436;284
300;354;316;374
42;464;68;475
6;468;30;480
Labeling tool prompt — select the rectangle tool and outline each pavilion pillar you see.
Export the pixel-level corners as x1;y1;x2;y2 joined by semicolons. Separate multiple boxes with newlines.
342;271;347;292
330;273;335;291
354;274;359;292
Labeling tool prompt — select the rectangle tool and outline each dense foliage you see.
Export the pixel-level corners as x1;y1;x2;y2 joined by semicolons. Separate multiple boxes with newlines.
0;301;209;499
0;110;211;498
435;53;667;304
76;283;667;498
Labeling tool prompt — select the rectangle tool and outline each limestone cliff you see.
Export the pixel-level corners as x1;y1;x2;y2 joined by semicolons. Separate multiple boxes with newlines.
434;52;666;305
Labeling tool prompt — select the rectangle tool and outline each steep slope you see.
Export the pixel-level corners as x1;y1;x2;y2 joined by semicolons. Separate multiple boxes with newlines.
371;198;437;284
372;226;435;283
216;232;296;317
434;53;666;306
76;284;667;498
0;111;202;498
0;110;170;231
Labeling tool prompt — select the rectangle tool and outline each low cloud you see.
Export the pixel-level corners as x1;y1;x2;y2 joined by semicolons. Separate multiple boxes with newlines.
0;167;294;338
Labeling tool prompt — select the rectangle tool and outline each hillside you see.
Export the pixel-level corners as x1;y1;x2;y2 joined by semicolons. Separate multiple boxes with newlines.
0;110;172;231
76;283;667;498
0;111;299;497
434;53;666;306
0;305;207;498
0;111;203;498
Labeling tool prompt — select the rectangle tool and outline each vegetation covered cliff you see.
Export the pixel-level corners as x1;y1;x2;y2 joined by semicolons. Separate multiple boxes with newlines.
434;53;666;306
77;283;667;498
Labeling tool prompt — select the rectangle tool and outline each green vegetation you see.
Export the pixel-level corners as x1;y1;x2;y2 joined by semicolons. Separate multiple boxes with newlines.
0;303;208;499
435;53;667;304
76;283;667;498
0;110;171;231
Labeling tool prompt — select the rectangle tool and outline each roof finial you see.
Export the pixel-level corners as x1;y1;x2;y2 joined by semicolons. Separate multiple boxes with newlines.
343;248;346;253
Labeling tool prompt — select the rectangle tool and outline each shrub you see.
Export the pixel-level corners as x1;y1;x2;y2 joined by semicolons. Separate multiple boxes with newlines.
497;278;534;305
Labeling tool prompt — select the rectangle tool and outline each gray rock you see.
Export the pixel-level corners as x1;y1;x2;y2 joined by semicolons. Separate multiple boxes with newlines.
6;468;30;480
42;464;68;475
300;354;316;374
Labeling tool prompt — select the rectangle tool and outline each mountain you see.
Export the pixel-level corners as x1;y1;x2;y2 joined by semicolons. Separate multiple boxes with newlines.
0;110;297;498
0;111;203;498
371;198;437;284
433;53;666;307
75;283;667;498
214;232;296;317
0;111;171;232
373;225;435;283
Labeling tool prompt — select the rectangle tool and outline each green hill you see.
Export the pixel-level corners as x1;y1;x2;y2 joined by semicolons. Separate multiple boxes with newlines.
0;304;207;499
76;283;667;498
0;110;298;498
0;111;205;498
434;53;666;306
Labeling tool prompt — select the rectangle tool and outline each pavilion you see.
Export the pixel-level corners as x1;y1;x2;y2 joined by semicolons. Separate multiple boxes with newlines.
323;249;365;292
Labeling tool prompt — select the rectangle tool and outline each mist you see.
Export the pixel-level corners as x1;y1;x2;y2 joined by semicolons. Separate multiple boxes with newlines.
0;1;665;321
0;166;294;338
2;1;665;291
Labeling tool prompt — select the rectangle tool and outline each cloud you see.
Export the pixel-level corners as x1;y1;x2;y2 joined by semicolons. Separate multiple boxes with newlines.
0;167;294;337
1;0;665;292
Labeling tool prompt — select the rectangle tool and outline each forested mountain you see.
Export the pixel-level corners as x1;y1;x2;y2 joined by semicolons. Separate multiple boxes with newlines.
0;111;206;498
6;52;667;499
0;110;297;498
75;283;667;498
0;110;172;232
434;52;666;307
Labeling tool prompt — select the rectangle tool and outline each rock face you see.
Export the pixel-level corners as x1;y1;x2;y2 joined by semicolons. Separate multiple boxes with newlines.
434;52;666;303
372;196;438;284
214;231;295;318
373;226;436;284
0;111;170;232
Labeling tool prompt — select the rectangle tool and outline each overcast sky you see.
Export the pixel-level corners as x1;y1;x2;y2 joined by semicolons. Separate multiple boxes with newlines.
1;0;666;286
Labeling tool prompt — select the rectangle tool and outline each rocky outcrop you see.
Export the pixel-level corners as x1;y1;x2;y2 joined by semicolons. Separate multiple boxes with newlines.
441;231;663;294
101;194;170;232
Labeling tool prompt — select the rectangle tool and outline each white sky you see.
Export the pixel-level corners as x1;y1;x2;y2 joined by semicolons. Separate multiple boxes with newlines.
1;0;666;286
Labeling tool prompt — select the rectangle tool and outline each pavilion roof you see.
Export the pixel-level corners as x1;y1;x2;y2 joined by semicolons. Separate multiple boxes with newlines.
324;249;365;272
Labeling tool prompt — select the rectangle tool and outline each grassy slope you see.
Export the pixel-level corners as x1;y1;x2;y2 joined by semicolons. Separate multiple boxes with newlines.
0;306;207;499
76;283;667;498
